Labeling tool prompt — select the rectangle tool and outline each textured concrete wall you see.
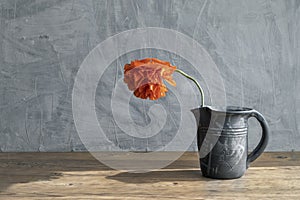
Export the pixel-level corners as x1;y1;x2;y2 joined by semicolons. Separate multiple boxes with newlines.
0;0;299;152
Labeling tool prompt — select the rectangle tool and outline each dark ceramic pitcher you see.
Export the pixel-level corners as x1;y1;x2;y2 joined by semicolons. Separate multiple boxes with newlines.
192;106;269;179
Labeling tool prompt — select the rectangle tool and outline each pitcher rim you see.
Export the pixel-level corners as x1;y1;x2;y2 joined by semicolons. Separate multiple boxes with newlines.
197;105;254;114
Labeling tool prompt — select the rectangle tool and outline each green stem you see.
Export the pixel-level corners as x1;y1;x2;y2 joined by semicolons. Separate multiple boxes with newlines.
175;69;205;107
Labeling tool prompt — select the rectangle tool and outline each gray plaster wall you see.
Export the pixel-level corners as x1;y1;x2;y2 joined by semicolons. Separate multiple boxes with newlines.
0;0;299;152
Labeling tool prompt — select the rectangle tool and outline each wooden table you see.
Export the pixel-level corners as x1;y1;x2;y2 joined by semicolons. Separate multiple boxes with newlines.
0;152;299;199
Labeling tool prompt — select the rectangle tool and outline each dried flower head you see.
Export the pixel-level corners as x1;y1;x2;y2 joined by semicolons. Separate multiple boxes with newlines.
124;58;176;100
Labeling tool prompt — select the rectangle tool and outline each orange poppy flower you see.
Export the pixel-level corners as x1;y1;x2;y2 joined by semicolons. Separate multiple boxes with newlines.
124;58;177;100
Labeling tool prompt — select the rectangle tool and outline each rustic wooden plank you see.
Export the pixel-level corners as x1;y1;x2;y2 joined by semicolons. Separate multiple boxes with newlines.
0;152;299;199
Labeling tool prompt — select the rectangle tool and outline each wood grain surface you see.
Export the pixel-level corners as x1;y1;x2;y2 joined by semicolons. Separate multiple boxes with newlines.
0;152;299;199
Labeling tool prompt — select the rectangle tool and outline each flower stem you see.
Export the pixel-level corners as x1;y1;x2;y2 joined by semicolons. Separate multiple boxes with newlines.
175;69;205;107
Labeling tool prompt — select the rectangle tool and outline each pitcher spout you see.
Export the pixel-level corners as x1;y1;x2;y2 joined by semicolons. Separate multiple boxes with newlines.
191;108;201;126
191;106;212;128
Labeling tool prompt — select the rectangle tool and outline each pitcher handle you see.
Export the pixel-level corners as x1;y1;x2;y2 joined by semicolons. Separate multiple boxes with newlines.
247;110;270;166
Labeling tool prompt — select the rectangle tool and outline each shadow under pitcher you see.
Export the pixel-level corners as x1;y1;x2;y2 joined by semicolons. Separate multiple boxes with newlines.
192;106;269;179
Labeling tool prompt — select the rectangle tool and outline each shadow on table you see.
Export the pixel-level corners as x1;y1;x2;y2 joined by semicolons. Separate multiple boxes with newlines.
0;152;112;193
106;170;214;183
0;171;63;194
0;152;199;192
